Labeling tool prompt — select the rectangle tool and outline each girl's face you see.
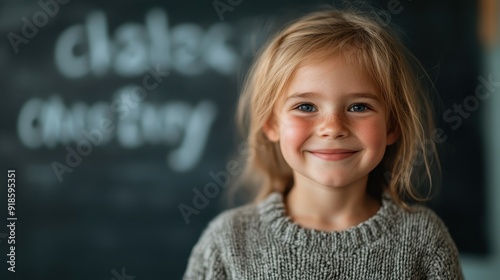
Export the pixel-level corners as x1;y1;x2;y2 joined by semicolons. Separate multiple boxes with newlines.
264;53;398;191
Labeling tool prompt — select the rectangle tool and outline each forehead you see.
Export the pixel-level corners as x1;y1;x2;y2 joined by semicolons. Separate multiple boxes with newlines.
284;51;378;98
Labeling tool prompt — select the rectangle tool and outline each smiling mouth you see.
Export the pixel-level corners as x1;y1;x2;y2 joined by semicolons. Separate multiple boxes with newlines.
308;149;358;161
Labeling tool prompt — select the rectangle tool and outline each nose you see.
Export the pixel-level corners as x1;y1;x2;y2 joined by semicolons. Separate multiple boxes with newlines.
317;113;349;139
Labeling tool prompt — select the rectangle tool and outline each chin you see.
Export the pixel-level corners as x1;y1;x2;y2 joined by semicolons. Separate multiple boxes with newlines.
313;176;353;189
310;171;368;189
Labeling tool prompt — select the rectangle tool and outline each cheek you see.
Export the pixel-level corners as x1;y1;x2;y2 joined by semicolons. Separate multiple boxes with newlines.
356;119;388;148
279;116;312;147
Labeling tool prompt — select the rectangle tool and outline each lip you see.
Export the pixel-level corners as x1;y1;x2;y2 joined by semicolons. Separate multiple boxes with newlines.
308;149;358;161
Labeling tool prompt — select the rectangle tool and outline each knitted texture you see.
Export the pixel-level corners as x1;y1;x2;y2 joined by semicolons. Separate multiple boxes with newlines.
183;192;463;279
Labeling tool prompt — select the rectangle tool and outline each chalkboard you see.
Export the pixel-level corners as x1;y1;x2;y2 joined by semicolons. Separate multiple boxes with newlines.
0;0;487;279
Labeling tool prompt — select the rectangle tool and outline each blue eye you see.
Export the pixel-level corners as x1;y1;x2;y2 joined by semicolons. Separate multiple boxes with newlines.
296;104;316;112
349;104;369;112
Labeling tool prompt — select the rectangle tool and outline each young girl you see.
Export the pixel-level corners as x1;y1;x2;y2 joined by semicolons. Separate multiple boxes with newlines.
184;7;463;279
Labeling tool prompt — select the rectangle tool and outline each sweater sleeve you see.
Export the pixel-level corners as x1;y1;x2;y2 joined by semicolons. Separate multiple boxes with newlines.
183;222;228;280
423;214;464;280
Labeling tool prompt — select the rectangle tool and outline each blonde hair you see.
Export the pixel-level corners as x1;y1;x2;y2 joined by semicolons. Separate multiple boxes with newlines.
234;7;439;210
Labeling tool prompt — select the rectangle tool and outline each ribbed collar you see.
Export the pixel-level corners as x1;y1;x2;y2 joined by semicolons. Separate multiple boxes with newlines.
258;192;399;252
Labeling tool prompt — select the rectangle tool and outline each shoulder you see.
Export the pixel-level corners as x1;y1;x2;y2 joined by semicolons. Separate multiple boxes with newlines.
397;203;463;278
381;199;463;278
391;202;451;240
196;200;261;246
387;200;449;239
184;202;259;279
185;202;259;264
386;199;459;255
210;202;259;232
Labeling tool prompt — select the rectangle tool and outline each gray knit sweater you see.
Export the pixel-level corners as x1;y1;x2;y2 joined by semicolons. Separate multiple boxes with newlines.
183;192;463;279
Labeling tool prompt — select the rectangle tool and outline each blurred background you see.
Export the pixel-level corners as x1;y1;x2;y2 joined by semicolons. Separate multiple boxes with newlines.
0;0;498;279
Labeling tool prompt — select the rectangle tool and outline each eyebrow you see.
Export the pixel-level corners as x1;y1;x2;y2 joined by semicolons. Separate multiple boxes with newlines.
286;91;380;101
286;92;321;100
349;92;380;100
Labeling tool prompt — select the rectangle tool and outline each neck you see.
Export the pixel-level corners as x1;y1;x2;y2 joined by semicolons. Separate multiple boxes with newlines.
284;175;381;231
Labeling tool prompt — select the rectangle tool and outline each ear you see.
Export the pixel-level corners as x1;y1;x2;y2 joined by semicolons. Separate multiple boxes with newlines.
386;126;400;146
263;117;280;142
